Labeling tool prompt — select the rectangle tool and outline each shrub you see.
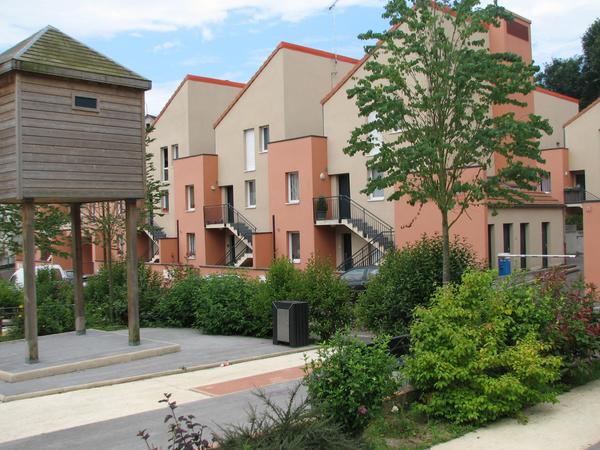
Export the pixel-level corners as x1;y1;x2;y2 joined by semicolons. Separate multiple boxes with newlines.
300;257;353;341
0;279;21;309
356;234;479;335
12;268;74;336
262;257;303;304
85;261;164;326
404;270;562;425
304;333;398;434
194;275;270;337
536;269;600;378
153;269;203;328
216;385;361;450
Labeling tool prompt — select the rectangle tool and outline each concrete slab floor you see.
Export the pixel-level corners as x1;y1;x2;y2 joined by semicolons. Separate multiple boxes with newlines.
0;329;180;382
0;328;314;399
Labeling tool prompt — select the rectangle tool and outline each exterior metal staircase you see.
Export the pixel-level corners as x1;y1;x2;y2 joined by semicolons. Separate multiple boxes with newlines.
337;230;395;271
204;204;256;266
313;195;394;254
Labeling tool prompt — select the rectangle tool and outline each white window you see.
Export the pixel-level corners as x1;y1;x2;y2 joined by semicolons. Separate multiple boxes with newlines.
161;191;169;211
368;111;382;156
185;185;195;211
540;175;551;193
368;168;385;201
287;172;299;203
246;180;256;208
186;233;196;258
172;144;179;160
289;232;300;263
244;128;256;171
260;126;270;153
161;147;169;181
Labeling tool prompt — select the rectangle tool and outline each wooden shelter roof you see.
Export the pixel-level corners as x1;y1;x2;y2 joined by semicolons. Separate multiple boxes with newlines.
0;26;151;90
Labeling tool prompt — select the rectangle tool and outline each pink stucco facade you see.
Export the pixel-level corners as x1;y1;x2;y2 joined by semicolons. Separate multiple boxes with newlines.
173;154;224;266
268;136;336;269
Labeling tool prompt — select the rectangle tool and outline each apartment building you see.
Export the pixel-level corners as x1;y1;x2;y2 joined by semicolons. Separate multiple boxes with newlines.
147;75;245;262
171;43;358;267
151;13;580;274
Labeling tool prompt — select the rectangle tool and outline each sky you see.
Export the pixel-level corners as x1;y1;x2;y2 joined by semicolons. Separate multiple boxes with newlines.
1;0;599;115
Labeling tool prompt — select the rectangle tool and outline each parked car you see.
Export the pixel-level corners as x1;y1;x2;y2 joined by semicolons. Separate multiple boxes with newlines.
9;264;67;288
340;266;379;291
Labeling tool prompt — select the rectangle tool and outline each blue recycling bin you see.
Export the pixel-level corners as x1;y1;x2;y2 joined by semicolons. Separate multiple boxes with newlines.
498;257;512;276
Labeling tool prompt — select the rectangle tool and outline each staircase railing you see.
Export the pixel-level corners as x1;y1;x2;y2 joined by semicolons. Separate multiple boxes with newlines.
217;239;252;267
204;204;257;235
313;195;393;238
337;230;395;271
564;187;600;204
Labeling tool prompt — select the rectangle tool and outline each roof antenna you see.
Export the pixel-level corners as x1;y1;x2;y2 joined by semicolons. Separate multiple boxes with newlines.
328;0;339;86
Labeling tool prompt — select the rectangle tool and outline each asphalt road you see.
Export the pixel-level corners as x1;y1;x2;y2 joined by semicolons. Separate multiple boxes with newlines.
0;380;304;450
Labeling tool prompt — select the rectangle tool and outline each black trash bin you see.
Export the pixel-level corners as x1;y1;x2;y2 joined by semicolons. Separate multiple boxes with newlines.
272;301;309;347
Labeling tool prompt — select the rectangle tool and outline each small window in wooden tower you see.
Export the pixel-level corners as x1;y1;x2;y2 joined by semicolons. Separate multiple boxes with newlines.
73;94;99;111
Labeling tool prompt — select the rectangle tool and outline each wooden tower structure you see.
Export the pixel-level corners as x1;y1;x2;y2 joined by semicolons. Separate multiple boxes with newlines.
0;26;152;362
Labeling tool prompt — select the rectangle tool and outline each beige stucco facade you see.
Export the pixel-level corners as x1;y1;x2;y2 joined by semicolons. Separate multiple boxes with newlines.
565;99;600;197
214;44;356;231
534;87;579;150
147;76;243;237
488;206;565;270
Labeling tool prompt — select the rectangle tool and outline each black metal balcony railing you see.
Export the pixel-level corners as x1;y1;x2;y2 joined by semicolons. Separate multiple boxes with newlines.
564;188;600;204
203;204;257;245
313;195;394;241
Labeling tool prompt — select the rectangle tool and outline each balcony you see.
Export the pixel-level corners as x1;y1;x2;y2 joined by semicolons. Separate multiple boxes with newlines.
564;188;600;205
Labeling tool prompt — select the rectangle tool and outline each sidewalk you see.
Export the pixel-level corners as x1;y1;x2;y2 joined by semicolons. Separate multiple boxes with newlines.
434;379;600;450
0;349;316;445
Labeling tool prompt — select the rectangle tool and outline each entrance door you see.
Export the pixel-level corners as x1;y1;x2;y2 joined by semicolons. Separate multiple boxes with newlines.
225;186;234;223
342;233;353;271
338;174;351;220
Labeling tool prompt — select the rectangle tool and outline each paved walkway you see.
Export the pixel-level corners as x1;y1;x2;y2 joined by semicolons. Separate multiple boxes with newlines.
0;349;316;446
0;328;314;400
434;379;600;450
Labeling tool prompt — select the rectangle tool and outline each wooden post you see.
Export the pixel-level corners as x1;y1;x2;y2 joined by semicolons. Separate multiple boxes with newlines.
71;203;85;335
22;200;38;363
126;199;140;346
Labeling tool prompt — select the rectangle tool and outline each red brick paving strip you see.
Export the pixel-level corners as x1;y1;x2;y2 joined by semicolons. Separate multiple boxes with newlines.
192;366;306;396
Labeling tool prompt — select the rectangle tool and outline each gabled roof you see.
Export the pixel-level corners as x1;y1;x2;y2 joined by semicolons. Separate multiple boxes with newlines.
213;42;359;129
535;86;579;104
0;25;151;90
564;96;600;128
153;75;245;126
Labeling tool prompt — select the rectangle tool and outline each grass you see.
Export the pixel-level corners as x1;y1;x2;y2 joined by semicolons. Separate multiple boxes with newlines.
362;396;475;450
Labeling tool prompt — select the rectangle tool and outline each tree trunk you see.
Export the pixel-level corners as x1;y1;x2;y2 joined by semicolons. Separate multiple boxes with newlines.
441;208;451;285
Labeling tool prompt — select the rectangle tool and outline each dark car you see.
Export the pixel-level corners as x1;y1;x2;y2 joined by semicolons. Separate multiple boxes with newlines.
340;266;379;291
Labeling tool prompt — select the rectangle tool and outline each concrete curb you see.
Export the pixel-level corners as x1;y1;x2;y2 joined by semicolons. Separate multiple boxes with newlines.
0;343;181;383
0;345;317;403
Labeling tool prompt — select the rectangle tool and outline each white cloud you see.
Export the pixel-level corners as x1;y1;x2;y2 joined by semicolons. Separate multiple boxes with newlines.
0;0;384;47
152;40;181;52
145;79;182;116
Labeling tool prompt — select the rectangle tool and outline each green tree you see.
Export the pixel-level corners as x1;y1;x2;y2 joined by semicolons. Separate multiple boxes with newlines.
581;18;600;109
345;0;551;283
535;56;584;100
0;204;69;258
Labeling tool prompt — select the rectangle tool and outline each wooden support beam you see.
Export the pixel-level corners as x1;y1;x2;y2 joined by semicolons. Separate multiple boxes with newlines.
126;199;140;346
71;203;85;335
22;200;38;363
